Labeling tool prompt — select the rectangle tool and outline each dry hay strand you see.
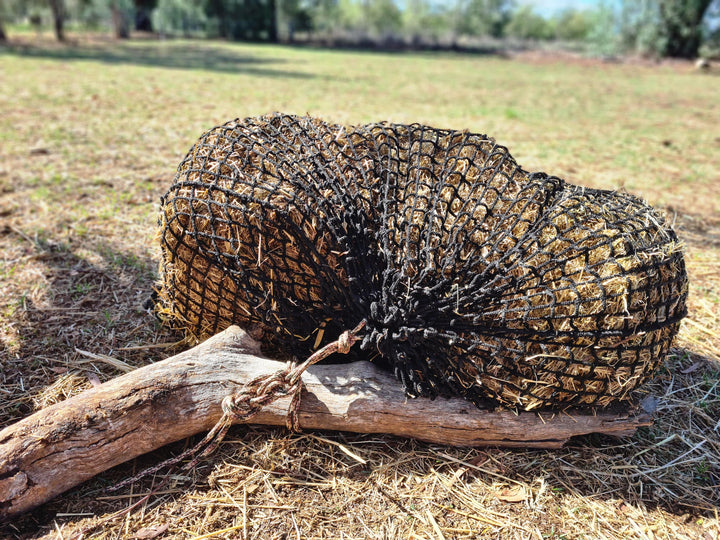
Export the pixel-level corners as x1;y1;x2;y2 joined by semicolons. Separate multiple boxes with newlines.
31;371;91;411
157;113;688;411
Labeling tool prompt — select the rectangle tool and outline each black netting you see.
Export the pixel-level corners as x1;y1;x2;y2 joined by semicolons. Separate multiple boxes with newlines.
158;113;688;410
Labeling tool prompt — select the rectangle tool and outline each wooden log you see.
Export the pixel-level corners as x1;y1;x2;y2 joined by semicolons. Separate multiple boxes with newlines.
0;325;652;520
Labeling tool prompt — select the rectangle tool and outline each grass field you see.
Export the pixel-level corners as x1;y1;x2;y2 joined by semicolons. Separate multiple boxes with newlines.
1;34;719;539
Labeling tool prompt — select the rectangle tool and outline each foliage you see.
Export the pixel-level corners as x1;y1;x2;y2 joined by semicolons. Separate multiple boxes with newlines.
553;8;594;41
303;0;341;34
402;1;440;43
335;0;362;32
0;0;717;56
617;0;666;55
69;0;134;34
204;0;276;41
451;0;514;38
656;0;716;57
152;0;207;37
583;1;638;58
111;0;135;38
364;0;402;37
0;0;138;35
614;0;717;57
276;0;313;41
402;0;448;42
148;0;280;41
506;5;553;40
73;0;115;29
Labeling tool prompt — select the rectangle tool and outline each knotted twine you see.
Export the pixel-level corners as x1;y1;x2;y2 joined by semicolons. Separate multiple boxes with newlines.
105;321;365;499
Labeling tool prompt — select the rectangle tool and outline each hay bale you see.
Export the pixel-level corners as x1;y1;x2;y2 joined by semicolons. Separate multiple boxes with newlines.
158;113;688;410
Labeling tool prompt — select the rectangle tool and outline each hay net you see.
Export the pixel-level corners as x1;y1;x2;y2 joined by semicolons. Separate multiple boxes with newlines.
158;113;688;411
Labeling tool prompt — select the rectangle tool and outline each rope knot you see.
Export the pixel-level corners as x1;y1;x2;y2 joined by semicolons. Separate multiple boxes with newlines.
103;320;369;509
335;320;366;354
221;394;239;416
337;330;353;354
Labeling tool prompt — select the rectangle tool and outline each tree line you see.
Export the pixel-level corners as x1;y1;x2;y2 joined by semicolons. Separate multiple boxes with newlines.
1;0;718;59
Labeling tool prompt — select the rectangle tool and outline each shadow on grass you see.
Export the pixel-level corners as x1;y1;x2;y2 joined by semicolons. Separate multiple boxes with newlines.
0;228;180;537
0;230;175;431
1;38;316;79
674;209;720;250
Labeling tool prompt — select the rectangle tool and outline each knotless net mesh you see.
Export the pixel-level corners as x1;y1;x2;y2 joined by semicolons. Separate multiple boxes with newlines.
158;113;688;411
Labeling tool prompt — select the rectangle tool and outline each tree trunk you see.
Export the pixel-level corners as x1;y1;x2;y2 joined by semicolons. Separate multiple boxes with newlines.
112;2;130;39
0;326;653;521
48;0;65;42
0;19;7;42
659;0;713;58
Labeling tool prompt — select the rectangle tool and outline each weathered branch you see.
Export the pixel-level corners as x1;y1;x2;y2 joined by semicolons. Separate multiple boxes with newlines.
0;326;652;520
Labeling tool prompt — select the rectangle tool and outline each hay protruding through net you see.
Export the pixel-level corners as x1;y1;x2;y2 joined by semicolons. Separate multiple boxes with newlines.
158;113;688;411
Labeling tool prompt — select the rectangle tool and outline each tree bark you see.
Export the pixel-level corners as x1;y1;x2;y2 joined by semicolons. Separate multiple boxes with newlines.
0;326;652;521
111;2;130;39
48;0;65;42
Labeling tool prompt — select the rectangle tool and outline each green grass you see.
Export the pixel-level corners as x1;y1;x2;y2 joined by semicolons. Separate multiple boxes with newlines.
1;35;719;540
